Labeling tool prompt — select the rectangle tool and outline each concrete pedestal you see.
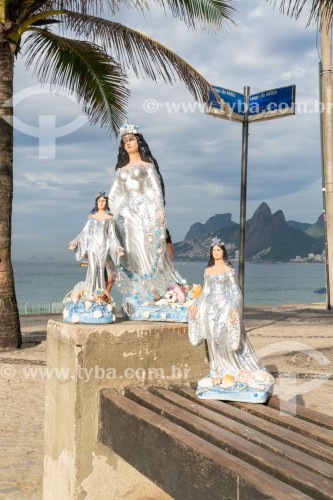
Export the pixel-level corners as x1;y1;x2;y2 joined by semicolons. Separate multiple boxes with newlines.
43;318;207;500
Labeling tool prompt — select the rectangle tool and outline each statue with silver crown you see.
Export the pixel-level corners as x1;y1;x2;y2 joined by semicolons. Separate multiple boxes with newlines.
108;123;190;322
62;192;124;324
188;238;274;402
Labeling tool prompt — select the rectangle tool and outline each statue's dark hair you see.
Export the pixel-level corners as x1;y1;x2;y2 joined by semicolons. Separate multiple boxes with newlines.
207;243;233;269
91;193;111;214
115;133;165;205
166;228;172;244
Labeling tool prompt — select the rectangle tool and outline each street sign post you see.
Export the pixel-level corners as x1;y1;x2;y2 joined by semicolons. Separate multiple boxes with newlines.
207;84;296;298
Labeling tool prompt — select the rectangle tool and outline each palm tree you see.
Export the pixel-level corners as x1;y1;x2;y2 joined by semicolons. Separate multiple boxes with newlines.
269;0;333;309
270;1;333;24
0;0;235;349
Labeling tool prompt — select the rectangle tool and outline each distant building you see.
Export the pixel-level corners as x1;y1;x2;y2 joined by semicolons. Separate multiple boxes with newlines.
290;251;325;263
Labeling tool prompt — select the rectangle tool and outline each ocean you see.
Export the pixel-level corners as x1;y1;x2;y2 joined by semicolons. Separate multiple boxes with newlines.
13;260;326;310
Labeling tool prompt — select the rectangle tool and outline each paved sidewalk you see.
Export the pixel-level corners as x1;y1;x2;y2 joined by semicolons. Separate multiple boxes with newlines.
0;305;332;499
245;303;333;415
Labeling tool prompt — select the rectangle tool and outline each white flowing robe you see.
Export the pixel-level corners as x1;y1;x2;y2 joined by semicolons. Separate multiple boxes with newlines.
73;216;120;292
108;163;184;302
189;269;270;378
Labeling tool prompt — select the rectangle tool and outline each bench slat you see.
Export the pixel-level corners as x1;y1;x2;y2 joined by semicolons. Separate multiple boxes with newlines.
100;389;311;500
267;396;333;430
176;386;333;464
226;400;333;446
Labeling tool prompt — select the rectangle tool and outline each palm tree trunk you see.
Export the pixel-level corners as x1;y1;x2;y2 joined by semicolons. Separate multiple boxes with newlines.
0;42;22;349
320;6;333;309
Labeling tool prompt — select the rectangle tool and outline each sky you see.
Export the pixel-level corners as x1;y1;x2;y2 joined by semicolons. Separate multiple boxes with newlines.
11;0;324;261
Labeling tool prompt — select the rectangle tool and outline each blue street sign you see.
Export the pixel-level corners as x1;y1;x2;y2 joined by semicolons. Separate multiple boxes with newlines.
208;84;296;123
209;86;245;122
249;85;295;122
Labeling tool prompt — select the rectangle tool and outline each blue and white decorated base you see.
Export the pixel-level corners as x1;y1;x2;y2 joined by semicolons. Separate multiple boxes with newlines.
63;299;116;324
122;294;189;322
196;374;273;403
196;384;269;403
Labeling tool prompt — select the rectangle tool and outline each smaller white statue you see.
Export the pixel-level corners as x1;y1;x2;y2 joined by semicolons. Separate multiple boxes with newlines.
188;238;274;402
63;192;124;324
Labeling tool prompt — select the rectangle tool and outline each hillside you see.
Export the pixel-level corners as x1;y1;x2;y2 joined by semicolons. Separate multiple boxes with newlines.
184;213;237;241
174;203;324;262
305;213;325;238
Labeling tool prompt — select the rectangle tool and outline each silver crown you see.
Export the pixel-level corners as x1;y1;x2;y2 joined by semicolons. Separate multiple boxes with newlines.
120;123;139;136
96;191;108;198
211;237;224;247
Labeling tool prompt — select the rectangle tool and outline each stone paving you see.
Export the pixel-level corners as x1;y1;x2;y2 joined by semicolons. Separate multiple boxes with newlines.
246;304;333;415
0;305;332;499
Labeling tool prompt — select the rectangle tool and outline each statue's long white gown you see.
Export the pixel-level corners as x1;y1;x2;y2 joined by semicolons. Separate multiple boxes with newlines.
189;269;274;401
72;216;120;292
63;216;120;324
108;163;188;321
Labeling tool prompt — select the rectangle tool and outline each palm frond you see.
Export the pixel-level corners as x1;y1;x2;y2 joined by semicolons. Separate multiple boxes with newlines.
13;0;51;23
50;0;235;29
23;28;129;134
269;0;333;27
59;12;216;101
45;0;134;16
7;10;65;42
150;0;236;30
29;18;60;25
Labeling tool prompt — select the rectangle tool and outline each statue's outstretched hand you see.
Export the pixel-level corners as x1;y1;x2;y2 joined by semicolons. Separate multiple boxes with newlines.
189;304;198;319
228;307;238;324
117;246;124;257
68;240;77;250
155;208;166;224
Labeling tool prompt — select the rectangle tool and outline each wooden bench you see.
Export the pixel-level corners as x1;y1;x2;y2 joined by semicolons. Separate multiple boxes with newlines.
100;386;333;500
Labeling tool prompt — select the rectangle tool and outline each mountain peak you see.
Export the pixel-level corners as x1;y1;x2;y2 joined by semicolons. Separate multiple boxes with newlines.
252;202;272;221
272;209;287;224
184;212;236;240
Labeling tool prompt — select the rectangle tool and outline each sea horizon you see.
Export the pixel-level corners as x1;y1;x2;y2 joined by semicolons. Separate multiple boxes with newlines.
13;260;326;310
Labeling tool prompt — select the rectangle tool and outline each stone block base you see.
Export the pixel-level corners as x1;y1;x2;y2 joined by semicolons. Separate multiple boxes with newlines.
43;318;207;499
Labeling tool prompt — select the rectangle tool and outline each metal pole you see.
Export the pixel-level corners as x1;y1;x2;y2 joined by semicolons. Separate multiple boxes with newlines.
320;6;333;309
319;61;331;308
238;86;250;298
